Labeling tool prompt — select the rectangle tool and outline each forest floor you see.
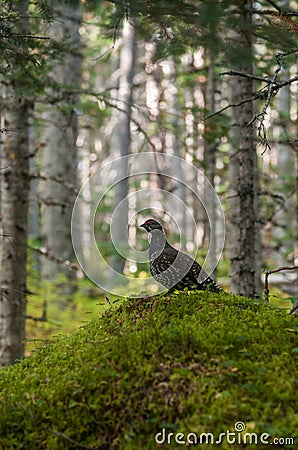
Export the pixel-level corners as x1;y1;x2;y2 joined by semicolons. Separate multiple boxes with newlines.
0;291;297;449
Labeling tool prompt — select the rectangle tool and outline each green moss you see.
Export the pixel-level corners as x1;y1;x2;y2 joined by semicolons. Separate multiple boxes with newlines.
0;292;297;449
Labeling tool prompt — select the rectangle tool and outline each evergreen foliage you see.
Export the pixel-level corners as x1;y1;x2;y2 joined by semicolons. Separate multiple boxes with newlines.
0;1;52;93
116;0;298;59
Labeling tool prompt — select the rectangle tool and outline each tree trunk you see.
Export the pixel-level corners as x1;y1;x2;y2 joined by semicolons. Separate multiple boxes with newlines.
228;0;261;298
162;57;186;242
145;41;168;214
111;17;136;274
28;116;41;274
182;52;198;249
204;52;217;278
0;1;31;366
294;145;298;311
41;0;81;287
274;58;293;264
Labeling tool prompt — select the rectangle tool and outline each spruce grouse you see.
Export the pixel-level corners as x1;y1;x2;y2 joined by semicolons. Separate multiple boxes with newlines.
140;218;222;293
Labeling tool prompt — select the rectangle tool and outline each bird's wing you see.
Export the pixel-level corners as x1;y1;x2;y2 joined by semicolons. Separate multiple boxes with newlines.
162;246;197;281
151;245;191;288
171;249;221;291
151;243;221;291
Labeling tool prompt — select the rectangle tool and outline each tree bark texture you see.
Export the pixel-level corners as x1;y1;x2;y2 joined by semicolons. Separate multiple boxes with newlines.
204;51;218;278
228;0;261;297
0;1;31;366
41;0;81;283
111;18;136;274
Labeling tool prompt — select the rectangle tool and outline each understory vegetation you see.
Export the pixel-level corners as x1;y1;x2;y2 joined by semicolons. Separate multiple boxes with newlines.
1;292;297;449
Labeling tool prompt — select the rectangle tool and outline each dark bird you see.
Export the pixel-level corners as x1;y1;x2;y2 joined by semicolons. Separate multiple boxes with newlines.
140;218;222;293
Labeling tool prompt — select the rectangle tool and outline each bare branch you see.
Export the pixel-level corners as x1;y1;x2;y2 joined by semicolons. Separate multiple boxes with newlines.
221;70;270;83
26;314;47;322
28;245;79;272
0;127;23;133
277;75;298;89
211;49;298;151
2;33;50;40
204;94;259;120
290;303;298;315
28;196;71;208
205;67;298;122
29;171;78;194
247;49;298;151
264;265;298;302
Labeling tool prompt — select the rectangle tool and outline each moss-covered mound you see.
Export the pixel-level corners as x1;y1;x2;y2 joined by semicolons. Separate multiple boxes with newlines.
0;292;297;449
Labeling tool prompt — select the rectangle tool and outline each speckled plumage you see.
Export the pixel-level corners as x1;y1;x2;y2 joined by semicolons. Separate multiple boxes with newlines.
141;219;222;293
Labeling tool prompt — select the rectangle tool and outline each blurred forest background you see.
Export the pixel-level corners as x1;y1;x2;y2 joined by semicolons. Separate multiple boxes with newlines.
0;0;297;365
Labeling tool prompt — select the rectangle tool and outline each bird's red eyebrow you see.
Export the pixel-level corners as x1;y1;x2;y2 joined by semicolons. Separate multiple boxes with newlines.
144;220;151;224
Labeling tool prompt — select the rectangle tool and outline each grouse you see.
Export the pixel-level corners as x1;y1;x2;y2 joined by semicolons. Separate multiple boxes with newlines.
140;218;222;293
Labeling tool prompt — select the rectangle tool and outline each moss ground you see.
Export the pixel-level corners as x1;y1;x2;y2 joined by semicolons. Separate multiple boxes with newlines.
0;291;297;449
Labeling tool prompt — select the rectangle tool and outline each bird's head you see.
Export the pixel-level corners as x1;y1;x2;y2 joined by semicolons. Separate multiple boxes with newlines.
140;218;164;233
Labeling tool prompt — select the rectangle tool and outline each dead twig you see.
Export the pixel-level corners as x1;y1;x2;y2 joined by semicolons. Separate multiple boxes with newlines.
248;48;298;151
220;70;270;83
209;50;298;153
29;171;78;194
264;265;298;303
28;245;79;272
204;94;260;120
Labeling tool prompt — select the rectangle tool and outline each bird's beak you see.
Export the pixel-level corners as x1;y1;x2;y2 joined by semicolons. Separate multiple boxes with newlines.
140;223;146;229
